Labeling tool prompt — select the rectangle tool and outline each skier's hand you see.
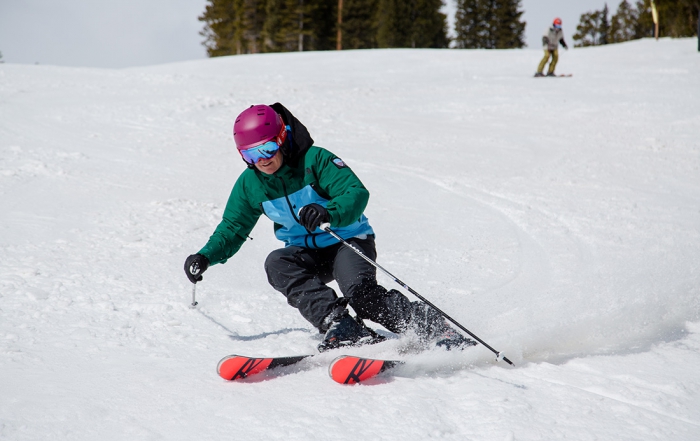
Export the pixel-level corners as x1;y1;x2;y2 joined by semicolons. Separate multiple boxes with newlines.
298;203;329;233
184;254;209;284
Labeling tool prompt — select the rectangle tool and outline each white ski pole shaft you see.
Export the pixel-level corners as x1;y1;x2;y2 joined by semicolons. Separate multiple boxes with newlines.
190;283;198;309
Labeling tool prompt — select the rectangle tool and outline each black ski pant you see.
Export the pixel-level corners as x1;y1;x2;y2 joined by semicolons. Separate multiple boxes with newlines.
265;236;445;335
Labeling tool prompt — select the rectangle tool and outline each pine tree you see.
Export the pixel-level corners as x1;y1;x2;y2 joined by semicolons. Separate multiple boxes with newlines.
634;0;655;37
199;0;245;56
376;0;448;48
410;0;450;48
454;0;484;48
573;0;697;47
263;0;311;52
307;0;337;51
262;0;284;52
573;10;605;46
266;0;338;52
454;0;476;49
599;3;611;44
242;0;266;53
610;0;640;42
651;0;699;38
454;0;525;49
376;0;412;47
493;0;526;48
200;0;337;55
294;0;315;51
573;3;609;47
342;0;379;49
578;0;652;45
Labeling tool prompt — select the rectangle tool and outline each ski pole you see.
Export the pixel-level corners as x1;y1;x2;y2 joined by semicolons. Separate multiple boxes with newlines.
188;259;203;309
320;223;514;366
190;283;198;309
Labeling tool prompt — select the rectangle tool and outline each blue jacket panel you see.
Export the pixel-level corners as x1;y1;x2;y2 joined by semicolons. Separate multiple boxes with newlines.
262;184;374;248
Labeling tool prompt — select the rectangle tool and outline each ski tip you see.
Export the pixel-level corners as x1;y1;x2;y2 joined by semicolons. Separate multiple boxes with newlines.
217;354;313;381
217;355;239;380
217;355;273;381
329;355;398;385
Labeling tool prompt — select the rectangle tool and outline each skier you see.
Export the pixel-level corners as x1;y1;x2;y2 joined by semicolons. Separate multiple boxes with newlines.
535;17;569;77
184;103;475;352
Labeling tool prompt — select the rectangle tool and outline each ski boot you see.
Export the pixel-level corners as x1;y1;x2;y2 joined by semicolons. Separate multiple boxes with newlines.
318;310;385;352
534;72;545;77
434;325;478;351
546;72;557;77
409;303;477;351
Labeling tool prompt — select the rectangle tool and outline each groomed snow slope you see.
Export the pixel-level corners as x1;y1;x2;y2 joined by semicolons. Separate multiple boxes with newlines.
1;38;699;440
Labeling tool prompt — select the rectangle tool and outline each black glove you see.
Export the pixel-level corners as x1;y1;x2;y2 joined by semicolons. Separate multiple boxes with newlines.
184;254;209;284
298;203;329;233
562;41;568;50
542;36;549;45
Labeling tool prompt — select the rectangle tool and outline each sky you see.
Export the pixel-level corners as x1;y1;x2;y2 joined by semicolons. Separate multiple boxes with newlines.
0;0;611;68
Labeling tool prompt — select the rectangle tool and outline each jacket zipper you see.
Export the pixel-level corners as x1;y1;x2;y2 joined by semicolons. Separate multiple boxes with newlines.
276;175;300;223
275;172;321;248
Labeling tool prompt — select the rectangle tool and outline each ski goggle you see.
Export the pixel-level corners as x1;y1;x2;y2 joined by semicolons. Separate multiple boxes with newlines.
553;24;561;29
238;124;288;165
240;140;280;164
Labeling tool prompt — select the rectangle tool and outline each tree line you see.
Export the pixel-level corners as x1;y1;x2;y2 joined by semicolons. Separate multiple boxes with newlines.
199;0;527;56
453;0;526;49
573;0;699;47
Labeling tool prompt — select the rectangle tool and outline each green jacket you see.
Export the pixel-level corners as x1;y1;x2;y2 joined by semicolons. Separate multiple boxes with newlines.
198;146;374;265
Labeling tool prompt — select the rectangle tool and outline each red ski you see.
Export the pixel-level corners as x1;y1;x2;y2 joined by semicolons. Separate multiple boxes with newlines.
329;355;403;384
217;354;312;381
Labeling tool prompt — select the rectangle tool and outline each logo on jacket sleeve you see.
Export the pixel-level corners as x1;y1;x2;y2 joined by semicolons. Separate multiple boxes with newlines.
332;158;347;169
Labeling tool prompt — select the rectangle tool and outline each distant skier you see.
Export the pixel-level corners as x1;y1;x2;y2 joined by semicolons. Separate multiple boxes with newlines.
184;103;475;352
535;17;569;77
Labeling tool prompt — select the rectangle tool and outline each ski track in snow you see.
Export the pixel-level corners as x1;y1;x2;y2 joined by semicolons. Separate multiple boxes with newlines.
1;39;699;440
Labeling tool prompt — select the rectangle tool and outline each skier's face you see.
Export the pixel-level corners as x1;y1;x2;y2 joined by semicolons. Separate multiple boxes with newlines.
254;150;283;175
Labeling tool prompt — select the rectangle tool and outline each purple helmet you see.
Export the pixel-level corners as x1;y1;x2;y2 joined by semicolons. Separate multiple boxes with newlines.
233;105;286;151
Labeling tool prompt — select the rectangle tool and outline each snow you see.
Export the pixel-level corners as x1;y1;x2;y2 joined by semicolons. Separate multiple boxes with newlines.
1;38;699;440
